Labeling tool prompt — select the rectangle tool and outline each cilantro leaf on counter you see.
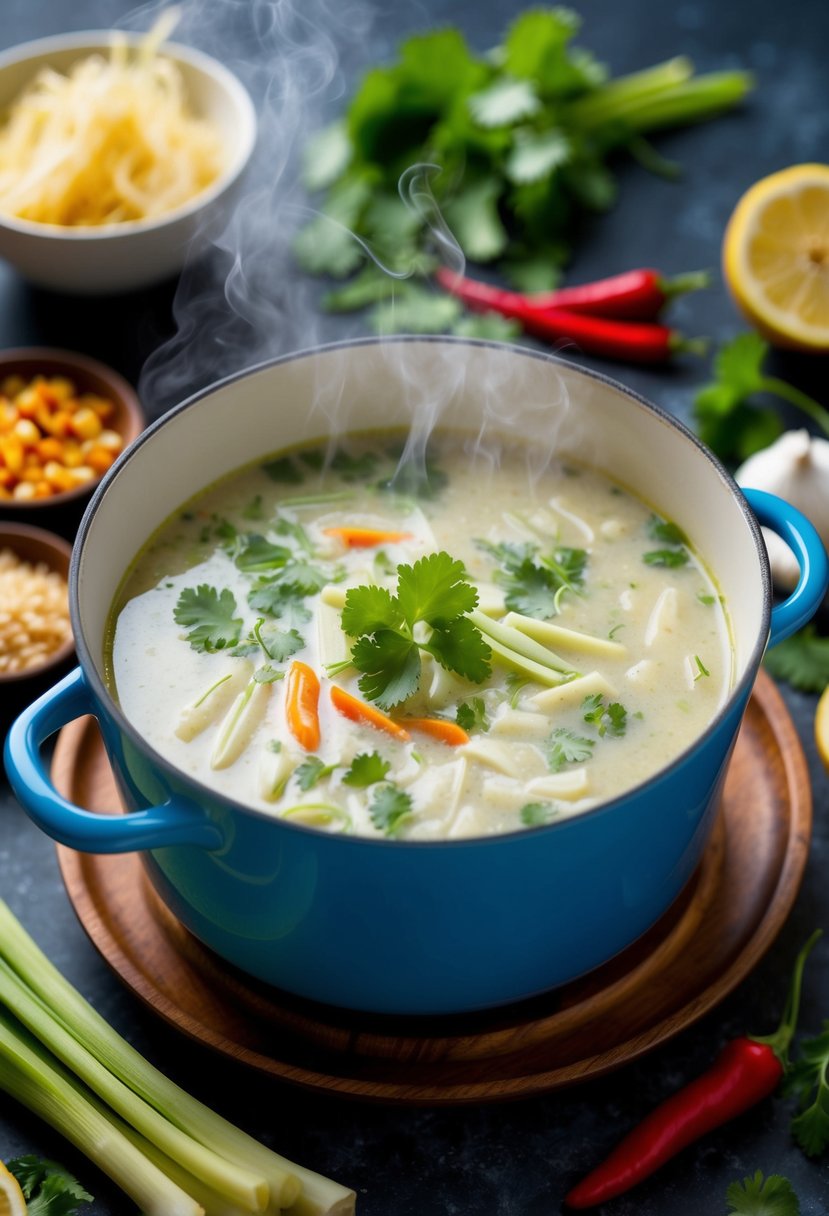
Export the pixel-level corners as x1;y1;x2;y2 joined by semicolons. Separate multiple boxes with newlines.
787;1021;829;1156
174;585;242;653
343;751;391;788
369;784;414;835
582;694;627;737
764;625;829;693
456;697;489;732
295;757;338;791
8;1157;93;1216
693;333;829;465
725;1170;800;1216
547;727;594;771
343;552;491;709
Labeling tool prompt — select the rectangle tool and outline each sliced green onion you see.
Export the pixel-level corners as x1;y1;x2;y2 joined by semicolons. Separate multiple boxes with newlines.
281;804;352;833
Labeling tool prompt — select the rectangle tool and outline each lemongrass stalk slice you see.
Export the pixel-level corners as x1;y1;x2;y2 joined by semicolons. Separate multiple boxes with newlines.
488;707;551;739
530;670;618;711
317;601;350;670
468;609;574;674
0;901;318;1212
458;740;521;777
176;662;254;741
644;587;679;648
259;744;297;802
502;612;628;658
483;634;573;688
211;679;270;770
0;1013;204;1216
281;804;352;833
525;770;590;801
0;958;267;1212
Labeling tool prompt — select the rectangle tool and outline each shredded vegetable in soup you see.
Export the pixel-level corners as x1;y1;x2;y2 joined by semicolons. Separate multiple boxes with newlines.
108;434;733;840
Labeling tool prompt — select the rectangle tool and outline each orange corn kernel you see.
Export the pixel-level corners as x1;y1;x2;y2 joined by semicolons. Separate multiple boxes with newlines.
12;482;36;500
61;441;83;468
0;468;15;488
86;446;115;474
33;481;53;498
0;435;24;473
13;418;40;447
69;407;102;440
36;437;64;463
17;387;46;418
95;429;123;452
69;466;96;485
45;411;73;438
0;402;18;431
21;466;44;484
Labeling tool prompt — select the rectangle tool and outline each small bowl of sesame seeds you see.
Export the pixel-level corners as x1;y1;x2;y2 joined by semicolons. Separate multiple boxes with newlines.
0;521;75;716
0;347;143;535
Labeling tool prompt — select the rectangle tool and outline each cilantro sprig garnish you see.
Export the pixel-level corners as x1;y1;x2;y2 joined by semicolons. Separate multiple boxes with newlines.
295;757;338;791
547;727;594;771
343;751;391;787
520;802;559;827
476;539;587;620
643;514;690;568
694;332;829;465
725;1170;800;1216
174;585;242;653
456;697;489;732
342;552;491;710
582;693;627;737
369;783;413;836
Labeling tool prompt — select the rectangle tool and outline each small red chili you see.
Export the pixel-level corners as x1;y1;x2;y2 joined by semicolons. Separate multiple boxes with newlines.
564;930;822;1210
532;268;710;320
433;268;705;363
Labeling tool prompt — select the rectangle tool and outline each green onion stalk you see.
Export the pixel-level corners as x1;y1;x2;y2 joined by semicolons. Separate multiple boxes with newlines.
0;899;355;1216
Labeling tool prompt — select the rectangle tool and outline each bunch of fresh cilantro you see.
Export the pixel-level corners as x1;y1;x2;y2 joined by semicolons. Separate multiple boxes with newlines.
296;7;751;331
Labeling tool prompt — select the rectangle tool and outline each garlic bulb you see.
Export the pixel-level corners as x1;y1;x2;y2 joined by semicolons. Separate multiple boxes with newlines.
735;429;829;590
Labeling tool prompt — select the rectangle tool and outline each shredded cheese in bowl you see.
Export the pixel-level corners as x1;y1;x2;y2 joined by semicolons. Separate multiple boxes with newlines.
0;17;225;228
0;548;71;673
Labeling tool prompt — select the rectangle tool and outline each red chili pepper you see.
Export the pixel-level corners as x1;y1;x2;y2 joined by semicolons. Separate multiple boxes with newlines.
536;268;710;319
434;268;705;363
563;931;821;1209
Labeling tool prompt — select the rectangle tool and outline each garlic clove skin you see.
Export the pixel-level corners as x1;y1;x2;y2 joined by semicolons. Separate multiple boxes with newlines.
735;429;829;592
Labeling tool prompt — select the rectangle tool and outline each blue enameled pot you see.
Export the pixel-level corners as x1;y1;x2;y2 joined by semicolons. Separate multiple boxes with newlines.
5;340;828;1015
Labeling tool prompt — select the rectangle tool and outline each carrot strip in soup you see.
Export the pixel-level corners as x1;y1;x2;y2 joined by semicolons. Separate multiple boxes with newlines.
323;527;413;548
404;717;470;746
330;685;411;741
285;661;321;751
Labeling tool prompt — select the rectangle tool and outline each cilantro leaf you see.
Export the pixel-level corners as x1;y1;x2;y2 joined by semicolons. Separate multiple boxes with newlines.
456;697;489;732
352;632;422;709
274;559;330;597
450;312;522;340
262;456;304;484
468;78;541;128
295;756;337;791
443;177;509;262
253;664;286;684
369;783;413;836
582;694;627;737
764;625;829;693
242;494;264;520
369;287;461;335
257;624;305;663
303;119;352;192
788;1021;829;1157
247;580;313;621
234;535;293;572
376;455;449;501
342;585;403;637
505;130;571;185
520;801;560;827
503;8;582;85
8;1157;93;1215
643;548;689;568
478;539;587;619
397;552;477;625
174;586;242;653
648;515;688;545
427;617;492;682
329;448;381;482
725;1170;800;1216
342;751;391;787
547;727;594;771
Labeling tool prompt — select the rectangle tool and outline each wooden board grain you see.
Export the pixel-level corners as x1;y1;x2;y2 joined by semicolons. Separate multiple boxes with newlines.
53;670;811;1104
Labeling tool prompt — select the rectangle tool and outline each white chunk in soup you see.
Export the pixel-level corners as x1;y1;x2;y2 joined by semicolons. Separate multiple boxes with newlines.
108;433;733;840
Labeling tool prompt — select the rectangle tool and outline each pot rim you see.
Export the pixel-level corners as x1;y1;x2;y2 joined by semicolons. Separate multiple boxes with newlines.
71;336;771;849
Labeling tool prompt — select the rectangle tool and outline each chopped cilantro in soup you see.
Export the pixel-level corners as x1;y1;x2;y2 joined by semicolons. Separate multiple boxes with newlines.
108;434;732;840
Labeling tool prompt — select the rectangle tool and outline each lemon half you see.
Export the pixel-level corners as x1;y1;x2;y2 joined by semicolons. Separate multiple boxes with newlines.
0;1163;27;1216
723;163;829;352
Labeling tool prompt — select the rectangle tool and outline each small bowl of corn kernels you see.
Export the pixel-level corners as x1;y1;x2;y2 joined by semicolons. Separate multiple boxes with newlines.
0;348;143;532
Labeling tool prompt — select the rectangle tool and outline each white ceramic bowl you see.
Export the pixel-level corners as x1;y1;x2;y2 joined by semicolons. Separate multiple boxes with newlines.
0;31;257;294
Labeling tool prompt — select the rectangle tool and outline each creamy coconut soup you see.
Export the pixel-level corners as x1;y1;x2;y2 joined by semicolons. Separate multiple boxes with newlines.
108;434;732;840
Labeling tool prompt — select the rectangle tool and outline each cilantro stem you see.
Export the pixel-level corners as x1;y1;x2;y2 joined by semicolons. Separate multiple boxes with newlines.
752;929;822;1067
762;377;829;438
568;57;694;127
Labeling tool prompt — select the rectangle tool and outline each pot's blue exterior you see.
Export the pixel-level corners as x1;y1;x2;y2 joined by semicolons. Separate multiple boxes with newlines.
4;471;828;1014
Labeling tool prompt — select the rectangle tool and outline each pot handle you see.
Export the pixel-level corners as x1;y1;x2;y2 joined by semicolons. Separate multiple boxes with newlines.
4;667;223;854
743;487;829;648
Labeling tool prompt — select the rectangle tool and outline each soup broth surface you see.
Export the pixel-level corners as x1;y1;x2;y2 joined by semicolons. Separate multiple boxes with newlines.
109;433;732;840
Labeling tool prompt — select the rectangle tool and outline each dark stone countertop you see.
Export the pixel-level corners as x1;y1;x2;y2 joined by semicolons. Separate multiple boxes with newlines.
1;1;829;1213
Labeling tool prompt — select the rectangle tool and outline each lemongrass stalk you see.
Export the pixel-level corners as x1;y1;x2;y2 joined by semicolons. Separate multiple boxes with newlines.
0;1012;203;1216
567;56;694;126
600;71;754;135
0;899;344;1213
502;611;628;658
120;1121;255;1216
475;632;573;687
0;957;268;1213
468;608;575;674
